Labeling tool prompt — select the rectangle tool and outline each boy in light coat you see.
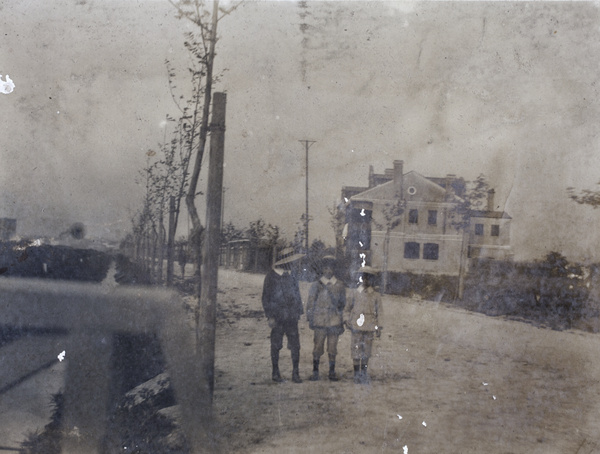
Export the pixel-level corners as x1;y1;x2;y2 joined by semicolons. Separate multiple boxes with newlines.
306;255;346;381
343;266;383;384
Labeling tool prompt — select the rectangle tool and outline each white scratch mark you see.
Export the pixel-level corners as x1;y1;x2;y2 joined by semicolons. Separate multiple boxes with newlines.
422;421;427;427
482;382;488;386
360;208;366;216
403;445;408;454
493;395;497;400
359;241;364;247
58;350;66;362
397;414;402;420
359;253;367;267
344;197;349;203
357;313;365;327
0;75;15;94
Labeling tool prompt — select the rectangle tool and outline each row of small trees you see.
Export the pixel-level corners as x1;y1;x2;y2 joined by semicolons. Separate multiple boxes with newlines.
122;0;241;289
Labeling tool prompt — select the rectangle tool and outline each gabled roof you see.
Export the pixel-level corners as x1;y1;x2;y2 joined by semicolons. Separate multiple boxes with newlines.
350;170;460;204
350;180;396;201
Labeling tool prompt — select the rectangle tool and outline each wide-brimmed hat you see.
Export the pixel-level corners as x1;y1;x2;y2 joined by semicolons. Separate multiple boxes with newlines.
358;265;378;275
320;255;336;265
274;247;305;266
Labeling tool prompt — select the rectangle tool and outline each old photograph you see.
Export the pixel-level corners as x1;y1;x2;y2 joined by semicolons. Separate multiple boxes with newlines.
1;0;600;452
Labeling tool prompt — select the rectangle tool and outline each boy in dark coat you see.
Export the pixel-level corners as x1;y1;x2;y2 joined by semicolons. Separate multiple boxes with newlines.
262;248;305;383
306;255;346;381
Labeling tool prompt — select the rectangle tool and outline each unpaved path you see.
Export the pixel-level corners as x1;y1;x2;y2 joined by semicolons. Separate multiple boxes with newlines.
211;269;600;454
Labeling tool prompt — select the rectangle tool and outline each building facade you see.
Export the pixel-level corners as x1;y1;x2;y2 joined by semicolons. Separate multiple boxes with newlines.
341;161;512;277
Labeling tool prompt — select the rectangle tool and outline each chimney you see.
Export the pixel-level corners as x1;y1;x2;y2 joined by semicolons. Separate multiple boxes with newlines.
393;160;404;197
487;189;495;212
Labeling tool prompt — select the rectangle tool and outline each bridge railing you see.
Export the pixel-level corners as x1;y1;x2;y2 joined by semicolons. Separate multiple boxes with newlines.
0;277;208;454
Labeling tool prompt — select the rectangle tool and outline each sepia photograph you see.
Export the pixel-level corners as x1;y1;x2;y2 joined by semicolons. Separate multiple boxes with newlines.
1;0;600;452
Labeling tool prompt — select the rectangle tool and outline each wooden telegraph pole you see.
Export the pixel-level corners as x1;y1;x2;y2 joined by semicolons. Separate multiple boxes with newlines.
199;91;226;400
299;140;315;252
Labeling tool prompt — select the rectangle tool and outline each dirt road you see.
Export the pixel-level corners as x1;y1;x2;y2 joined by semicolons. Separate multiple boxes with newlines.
211;269;600;454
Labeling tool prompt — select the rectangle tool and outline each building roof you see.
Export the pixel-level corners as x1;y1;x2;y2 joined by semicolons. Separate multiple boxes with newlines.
350;171;459;204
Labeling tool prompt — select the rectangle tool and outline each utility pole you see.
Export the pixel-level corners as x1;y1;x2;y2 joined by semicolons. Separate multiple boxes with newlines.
299;139;315;253
200;91;226;403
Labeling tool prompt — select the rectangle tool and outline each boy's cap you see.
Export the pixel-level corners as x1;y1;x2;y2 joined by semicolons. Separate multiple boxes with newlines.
321;255;336;264
358;266;379;275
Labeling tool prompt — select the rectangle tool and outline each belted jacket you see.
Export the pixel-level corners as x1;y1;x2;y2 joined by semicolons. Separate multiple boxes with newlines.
343;285;383;332
306;277;346;329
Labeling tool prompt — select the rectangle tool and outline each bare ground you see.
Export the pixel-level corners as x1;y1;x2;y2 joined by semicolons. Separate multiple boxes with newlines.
208;269;600;454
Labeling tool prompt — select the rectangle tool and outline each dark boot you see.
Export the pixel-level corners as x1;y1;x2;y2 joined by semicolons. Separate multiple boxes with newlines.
292;369;303;383
272;348;284;383
292;350;302;383
309;359;320;381
360;362;370;384
328;361;339;381
353;364;361;384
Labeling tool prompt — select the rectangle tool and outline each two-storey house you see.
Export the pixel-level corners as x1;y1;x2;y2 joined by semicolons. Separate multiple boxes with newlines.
341;160;512;277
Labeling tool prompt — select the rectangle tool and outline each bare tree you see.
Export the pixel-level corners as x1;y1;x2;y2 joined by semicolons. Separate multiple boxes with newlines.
449;174;490;299
380;197;406;294
328;200;347;262
168;0;240;291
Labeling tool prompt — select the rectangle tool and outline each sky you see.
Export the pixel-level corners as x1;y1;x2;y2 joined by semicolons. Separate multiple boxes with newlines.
1;0;600;262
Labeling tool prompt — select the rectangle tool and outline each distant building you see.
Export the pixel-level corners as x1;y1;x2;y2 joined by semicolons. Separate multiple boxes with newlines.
220;238;277;272
0;218;16;241
340;160;512;277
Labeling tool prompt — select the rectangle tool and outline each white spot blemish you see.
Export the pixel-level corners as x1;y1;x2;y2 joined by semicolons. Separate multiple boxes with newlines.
360;209;366;216
482;382;488;386
403;446;408;454
357;313;365;327
359;241;364;247
422;421;427;427
397;414;402;420
344;197;349;203
493;395;497;400
58;351;66;362
351;149;354;153
0;75;15;94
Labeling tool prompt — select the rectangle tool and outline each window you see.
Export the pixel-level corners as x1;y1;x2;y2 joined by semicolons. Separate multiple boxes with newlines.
408;209;418;224
423;243;439;260
404;242;420;259
491;225;500;236
475;223;484;236
428;210;438;226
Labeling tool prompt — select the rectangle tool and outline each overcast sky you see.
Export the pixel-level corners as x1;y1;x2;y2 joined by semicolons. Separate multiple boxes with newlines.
2;1;600;262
